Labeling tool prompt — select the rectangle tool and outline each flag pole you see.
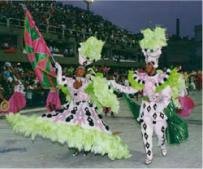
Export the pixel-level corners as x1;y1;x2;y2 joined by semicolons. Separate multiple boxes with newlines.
50;54;57;68
20;3;27;11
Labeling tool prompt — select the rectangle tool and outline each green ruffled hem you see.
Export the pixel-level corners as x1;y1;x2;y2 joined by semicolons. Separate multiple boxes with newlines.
6;114;131;160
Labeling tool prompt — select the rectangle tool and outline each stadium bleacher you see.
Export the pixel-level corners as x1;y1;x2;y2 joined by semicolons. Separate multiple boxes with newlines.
0;1;141;62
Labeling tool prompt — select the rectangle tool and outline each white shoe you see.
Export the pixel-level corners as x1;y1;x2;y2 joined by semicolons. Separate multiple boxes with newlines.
144;157;153;165
83;151;89;156
161;148;167;157
72;151;79;157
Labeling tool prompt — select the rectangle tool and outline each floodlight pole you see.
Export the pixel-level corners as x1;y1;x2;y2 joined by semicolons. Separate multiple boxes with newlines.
84;0;94;11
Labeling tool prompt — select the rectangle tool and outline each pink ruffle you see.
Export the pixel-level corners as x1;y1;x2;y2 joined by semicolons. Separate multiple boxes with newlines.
46;91;61;112
9;92;26;113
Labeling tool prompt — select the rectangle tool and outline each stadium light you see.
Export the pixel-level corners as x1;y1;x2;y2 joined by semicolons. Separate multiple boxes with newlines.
84;0;94;11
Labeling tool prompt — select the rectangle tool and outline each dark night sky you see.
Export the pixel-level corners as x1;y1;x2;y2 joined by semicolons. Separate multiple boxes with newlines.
63;0;202;38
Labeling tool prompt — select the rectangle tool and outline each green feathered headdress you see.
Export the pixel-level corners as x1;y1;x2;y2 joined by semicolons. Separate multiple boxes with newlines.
78;36;105;65
139;26;167;50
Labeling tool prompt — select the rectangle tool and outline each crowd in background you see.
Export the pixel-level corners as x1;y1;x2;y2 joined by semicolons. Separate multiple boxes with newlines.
0;1;138;52
0;62;48;107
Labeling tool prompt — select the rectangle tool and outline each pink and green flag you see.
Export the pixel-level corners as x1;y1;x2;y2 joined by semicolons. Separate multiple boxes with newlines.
24;9;56;88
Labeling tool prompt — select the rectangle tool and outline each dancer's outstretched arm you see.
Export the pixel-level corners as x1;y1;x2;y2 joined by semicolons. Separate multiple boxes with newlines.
55;62;73;86
108;80;138;94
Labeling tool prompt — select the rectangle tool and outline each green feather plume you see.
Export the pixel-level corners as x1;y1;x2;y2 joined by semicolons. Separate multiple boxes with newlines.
93;76;119;113
85;74;119;113
79;36;105;62
85;81;103;111
139;26;167;50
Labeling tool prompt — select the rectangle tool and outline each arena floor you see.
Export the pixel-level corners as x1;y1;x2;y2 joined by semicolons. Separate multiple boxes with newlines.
0;91;202;168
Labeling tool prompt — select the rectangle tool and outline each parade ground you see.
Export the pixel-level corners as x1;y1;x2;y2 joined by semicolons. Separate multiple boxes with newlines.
0;91;202;168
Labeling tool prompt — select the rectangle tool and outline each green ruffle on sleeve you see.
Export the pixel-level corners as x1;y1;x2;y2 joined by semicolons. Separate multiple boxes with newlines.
156;68;180;92
79;36;105;62
128;70;144;91
57;84;72;102
156;68;181;104
85;74;119;113
6;114;131;160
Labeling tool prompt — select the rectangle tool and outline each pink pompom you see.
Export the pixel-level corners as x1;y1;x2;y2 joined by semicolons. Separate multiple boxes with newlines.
9;92;26;113
178;96;195;117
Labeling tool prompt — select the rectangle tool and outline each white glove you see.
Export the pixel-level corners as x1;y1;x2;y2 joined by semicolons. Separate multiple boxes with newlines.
149;93;161;102
55;62;62;72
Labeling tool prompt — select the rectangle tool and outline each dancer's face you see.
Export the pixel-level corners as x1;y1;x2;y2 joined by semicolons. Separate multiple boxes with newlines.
145;62;156;75
75;67;86;77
